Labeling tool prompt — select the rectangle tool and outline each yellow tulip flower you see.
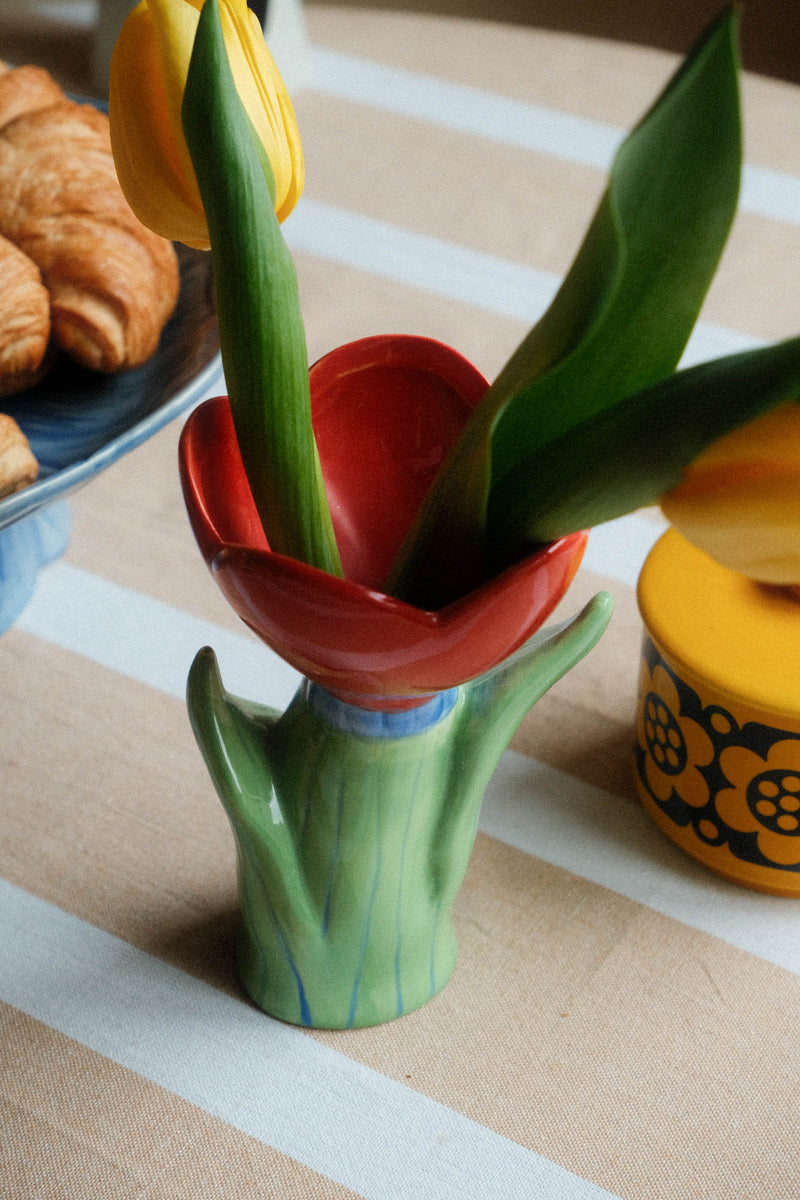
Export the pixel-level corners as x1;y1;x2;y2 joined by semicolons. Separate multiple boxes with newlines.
661;403;800;585
109;0;303;249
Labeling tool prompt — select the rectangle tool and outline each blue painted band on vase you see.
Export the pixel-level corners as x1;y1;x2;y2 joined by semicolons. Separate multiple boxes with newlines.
306;680;459;737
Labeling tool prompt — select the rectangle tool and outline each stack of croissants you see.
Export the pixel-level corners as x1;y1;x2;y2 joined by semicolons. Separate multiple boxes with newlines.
0;60;181;499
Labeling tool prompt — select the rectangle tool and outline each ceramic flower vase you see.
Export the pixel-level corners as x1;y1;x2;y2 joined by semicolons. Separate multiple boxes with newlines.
188;598;609;1029
635;529;800;896
180;334;612;1026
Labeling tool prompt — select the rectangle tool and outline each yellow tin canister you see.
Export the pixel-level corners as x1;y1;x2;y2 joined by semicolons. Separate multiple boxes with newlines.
635;528;800;895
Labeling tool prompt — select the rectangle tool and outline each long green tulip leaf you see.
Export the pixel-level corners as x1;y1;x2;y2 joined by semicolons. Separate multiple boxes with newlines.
387;9;741;608
182;0;342;576
491;339;800;545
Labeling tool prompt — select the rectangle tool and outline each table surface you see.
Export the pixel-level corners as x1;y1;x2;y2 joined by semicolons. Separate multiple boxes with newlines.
3;5;800;1198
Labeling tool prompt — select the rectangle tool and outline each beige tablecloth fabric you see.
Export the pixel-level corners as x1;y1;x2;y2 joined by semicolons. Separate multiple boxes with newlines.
2;6;800;1198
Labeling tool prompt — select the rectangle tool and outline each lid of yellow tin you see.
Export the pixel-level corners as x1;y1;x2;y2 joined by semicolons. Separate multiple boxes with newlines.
637;528;800;722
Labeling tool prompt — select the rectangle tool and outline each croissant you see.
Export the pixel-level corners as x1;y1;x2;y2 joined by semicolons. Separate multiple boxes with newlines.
0;63;63;129
0;232;50;396
0;412;38;499
0;61;180;377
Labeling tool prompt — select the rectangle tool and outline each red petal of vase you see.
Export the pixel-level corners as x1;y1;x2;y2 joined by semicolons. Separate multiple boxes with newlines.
179;335;587;709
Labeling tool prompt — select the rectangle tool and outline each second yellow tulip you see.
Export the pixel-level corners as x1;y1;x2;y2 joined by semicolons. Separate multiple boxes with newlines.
661;403;800;585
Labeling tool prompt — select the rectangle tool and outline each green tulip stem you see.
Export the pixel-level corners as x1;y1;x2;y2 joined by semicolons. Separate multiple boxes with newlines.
182;0;342;576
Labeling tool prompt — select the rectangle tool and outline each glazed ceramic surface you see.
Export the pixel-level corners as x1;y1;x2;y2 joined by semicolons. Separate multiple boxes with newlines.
179;335;588;708
635;529;800;895
188;595;612;1029
0;242;220;634
181;333;612;1025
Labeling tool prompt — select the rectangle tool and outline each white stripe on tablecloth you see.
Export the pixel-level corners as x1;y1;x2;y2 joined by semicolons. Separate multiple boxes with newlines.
287;200;763;366
582;511;667;588
310;47;800;228
0;878;619;1200
13;530;800;979
287;200;563;325
15;510;663;708
310;46;624;169
480;753;800;976
17;563;302;712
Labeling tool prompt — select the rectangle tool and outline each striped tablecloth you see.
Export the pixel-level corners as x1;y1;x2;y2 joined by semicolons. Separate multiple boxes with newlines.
3;6;800;1197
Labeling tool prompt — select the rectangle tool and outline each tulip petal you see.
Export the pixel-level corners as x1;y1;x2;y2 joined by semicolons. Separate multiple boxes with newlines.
147;0;206;215
109;1;208;247
661;403;800;583
109;0;302;248
662;468;800;584
217;0;304;221
179;393;589;704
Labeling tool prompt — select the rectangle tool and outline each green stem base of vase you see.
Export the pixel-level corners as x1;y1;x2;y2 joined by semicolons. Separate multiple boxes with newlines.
186;593;612;1027
235;894;459;1030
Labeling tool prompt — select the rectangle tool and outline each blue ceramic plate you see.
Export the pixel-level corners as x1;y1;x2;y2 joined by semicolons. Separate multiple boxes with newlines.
0;241;221;532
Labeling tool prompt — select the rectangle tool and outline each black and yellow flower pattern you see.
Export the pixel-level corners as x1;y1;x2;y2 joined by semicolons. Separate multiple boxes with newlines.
636;660;713;808
634;638;800;883
716;741;800;867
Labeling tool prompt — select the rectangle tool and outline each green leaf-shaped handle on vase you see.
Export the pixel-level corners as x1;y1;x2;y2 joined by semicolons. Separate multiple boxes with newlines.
187;592;612;1028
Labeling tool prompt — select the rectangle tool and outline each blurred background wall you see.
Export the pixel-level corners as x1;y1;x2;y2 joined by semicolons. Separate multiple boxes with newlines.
0;2;796;94
308;0;800;83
